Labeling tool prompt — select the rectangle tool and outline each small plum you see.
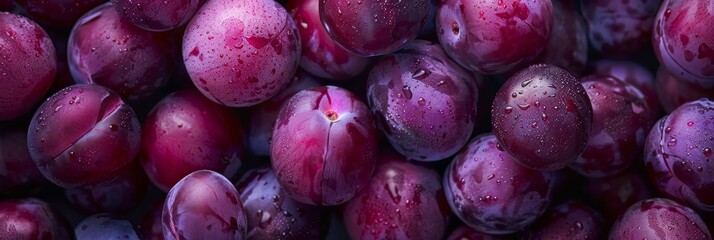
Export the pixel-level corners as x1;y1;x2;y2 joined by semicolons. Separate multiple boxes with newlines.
586;170;655;223
0;126;47;196
581;0;661;57
0;199;73;240
75;214;139;240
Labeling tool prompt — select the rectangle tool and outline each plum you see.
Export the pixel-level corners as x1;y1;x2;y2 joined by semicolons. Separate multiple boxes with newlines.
27;84;141;188
140;200;164;240
444;134;557;234
586;170;655;223
162;170;247;240
445;225;512;240
342;153;450;240
655;66;714;113
491;64;592;171
14;0;105;28
581;0;661;57
532;0;588;76
319;0;429;56
436;0;553;74
0;126;47;196
235;167;329;239
587;60;661;118
523;201;605;240
609;198;711;239
111;0;204;31
366;40;478;161
271;86;378;206
141;89;245;191
75;214;139;240
0;199;73;239
68;3;176;102
183;0;300;107
64;164;148;214
0;12;57;121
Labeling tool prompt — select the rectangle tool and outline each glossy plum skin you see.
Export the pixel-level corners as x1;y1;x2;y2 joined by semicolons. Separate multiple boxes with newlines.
609;198;711;239
271;86;378;206
288;0;369;80
14;0;105;27
343;154;450;240
586;170;655;223
235;167;329;239
366;41;477;161
532;0;588;76
523;201;605;240
436;0;553;74
0;127;46;196
162;170;247;240
644;99;714;211
570;76;653;177
588;60;661;117
183;0;300;107
140;201;164;240
653;0;714;87
319;0;429;56
491;64;593;171
27;84;141;188
141;89;245;192
444;134;557;234
68;3;176;102
64;164;148;214
75;214;139;240
581;0;661;57
111;0;204;31
0;199;73;240
0;12;57;121
445;225;511;240
655;66;714;113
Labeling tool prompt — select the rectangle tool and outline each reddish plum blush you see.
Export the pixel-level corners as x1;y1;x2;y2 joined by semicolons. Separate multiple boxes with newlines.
183;0;300;107
0;127;46;196
587;60;660;117
271;86;378;206
112;0;204;31
0;12;56;121
436;0;553;74
532;0;588;75
445;225;511;240
491;64;593;171
75;214;139;240
586;170;655;222
64;164;148;214
655;66;714;113
343;154;450;240
581;0;661;57
609;198;711;239
523;201;605;240
14;0;105;27
27;84;141;188
0;199;73;240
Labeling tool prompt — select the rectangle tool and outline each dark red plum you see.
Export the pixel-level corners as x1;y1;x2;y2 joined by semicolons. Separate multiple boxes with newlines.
288;0;369;80
75;214;139;240
319;0;429;56
570;76;653;177
27;84;141;188
235;167;329;239
343;154;450;240
0;199;73;239
532;0;588;76
656;66;714;113
366;40;477;161
609;198;711;239
183;0;300;107
444;134;557;234
491;64;593;171
271;86;378;206
140;200;164;240
14;0;105;28
0;12;57;121
644;99;714;212
68;3;176;102
523;201;605;240
586;170;655;223
587;60;661;117
0;127;47;196
111;0;203;31
64;164;148;214
141;89;245;191
581;0;661;57
445;225;512;240
653;0;714;87
436;0;553;74
162;170;247;240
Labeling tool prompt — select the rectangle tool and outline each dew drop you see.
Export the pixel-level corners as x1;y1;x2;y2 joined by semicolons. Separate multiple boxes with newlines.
668;138;677;146
504;106;513;114
521;79;532;87
402;85;413;100
517;103;530;110
417;97;426;106
704;148;712;157
688;121;695;127
109;124;118;131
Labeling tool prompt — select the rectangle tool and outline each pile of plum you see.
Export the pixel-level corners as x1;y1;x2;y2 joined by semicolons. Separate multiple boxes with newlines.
1;0;714;239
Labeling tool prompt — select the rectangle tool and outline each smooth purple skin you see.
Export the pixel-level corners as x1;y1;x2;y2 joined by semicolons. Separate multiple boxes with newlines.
183;0;300;107
343;154;450;240
0;12;57;121
445;225;511;240
248;71;321;156
64;164;148;214
570;76;653;177
653;0;714;88
523;201;605;240
235;167;329;239
366;40;477;161
111;0;204;31
75;214;139;240
288;0;369;80
609;198;711;239
586;170;655;223
68;3;176;102
319;0;429;57
0;199;73;240
271;86;378;206
531;0;588;76
140;200;164;240
27;84;141;188
587;60;661;118
655;66;714;113
644;99;714;212
581;0;661;57
444;134;557;234
436;0;553;74
0;127;47;196
491;64;593;171
14;0;105;27
141;89;245;192
162;170;247;240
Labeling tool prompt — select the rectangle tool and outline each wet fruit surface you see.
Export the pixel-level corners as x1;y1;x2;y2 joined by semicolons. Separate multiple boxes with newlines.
75;214;139;240
609;198;711;239
111;0;204;31
0;198;73;240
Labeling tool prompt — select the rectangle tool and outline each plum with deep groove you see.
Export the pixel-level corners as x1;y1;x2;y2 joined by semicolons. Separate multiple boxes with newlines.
111;0;204;31
27;84;141;188
436;0;553;74
64;164;148;214
366;40;478;161
609;198;711;239
0;126;47;196
586;170;655;223
655;66;714;113
581;0;661;57
75;214;139;240
587;60;661;118
491;64;592;171
523;201;605;240
0;199;73;240
183;0;300;107
14;0;105;27
271;86;378;206
445;225;512;240
343;153;450;240
532;0;588;76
